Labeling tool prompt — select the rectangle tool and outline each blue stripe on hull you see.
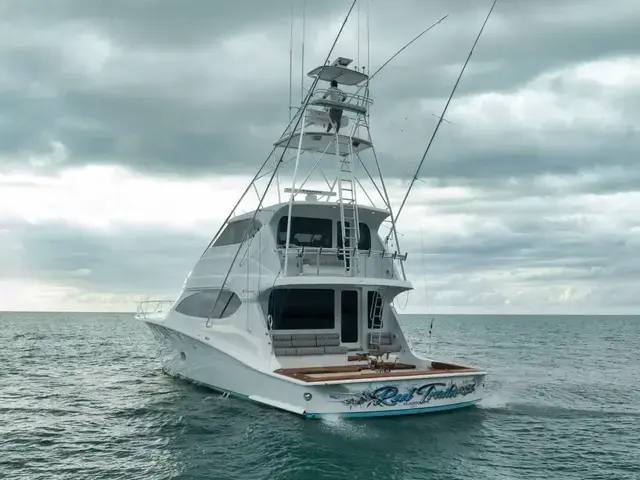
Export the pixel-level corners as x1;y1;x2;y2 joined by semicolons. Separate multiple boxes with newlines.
167;370;479;419
304;400;479;419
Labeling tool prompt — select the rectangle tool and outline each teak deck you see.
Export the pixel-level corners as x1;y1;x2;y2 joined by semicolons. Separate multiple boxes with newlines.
275;361;478;383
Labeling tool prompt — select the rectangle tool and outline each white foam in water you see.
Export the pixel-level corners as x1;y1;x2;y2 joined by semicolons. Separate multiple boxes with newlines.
478;379;528;411
478;391;512;410
319;415;377;439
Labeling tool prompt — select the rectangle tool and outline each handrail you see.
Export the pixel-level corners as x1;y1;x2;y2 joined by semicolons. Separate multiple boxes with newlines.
136;299;174;319
276;246;407;280
311;89;374;109
276;246;407;261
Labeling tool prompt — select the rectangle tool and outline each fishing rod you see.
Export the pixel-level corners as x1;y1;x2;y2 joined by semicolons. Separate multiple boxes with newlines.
385;0;499;244
369;15;448;82
351;15;449;100
205;0;359;326
421;229;435;357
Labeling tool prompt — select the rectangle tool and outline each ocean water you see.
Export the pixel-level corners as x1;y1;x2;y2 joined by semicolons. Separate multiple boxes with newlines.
1;312;639;480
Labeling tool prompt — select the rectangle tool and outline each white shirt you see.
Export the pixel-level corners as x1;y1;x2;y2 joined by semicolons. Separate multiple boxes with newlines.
324;86;345;103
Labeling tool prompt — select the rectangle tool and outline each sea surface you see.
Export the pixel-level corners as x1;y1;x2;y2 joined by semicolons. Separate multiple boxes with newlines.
1;312;639;480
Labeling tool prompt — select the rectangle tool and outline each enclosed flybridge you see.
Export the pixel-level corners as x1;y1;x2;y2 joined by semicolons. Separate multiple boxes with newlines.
136;51;486;418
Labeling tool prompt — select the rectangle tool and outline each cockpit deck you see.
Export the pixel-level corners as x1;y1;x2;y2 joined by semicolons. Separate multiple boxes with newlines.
275;361;478;383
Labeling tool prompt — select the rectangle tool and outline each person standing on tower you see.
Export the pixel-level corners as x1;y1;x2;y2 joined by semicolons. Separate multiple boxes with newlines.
323;80;346;133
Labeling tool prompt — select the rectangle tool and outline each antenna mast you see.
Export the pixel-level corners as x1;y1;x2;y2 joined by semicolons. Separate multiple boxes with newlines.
288;0;294;122
357;0;360;69
300;0;306;104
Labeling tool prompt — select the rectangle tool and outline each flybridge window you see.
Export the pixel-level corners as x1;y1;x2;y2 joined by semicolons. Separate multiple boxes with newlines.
337;221;372;250
213;219;262;247
175;289;241;319
268;288;335;330
277;216;332;248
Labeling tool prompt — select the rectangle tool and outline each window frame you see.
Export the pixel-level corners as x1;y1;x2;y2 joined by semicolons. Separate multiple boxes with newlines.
277;216;333;248
268;288;336;331
340;289;359;343
175;289;242;319
213;218;262;247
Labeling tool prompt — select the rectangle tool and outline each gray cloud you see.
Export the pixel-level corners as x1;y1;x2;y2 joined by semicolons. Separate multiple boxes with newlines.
1;0;639;180
3;183;637;312
1;0;640;312
2;222;206;294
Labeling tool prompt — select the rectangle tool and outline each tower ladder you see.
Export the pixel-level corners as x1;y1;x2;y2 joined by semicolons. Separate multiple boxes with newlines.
337;134;360;275
369;289;384;350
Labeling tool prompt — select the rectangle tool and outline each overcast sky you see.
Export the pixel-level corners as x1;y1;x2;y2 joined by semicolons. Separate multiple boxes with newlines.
1;0;639;314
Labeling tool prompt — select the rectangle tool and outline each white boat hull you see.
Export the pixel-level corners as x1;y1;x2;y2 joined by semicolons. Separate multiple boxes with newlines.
145;322;486;419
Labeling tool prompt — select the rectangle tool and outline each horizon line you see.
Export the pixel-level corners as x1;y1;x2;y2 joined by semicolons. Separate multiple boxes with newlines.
1;310;638;316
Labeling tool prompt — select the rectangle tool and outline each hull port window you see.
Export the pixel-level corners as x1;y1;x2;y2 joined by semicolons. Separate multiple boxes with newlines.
277;216;332;248
176;289;241;319
337;221;371;250
213;219;262;247
268;289;335;330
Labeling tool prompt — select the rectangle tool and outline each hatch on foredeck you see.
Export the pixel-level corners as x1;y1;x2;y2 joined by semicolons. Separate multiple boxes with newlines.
274;132;371;156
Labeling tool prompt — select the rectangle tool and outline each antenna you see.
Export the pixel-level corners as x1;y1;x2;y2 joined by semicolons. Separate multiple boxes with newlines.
388;0;499;242
300;0;306;104
367;0;370;78
357;0;360;69
288;0;294;122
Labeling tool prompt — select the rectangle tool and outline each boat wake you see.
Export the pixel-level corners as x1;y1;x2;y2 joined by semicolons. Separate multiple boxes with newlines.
318;414;379;439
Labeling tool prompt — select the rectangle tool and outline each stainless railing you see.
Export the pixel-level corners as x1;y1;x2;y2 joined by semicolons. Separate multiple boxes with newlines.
135;299;174;319
277;246;407;279
311;89;374;112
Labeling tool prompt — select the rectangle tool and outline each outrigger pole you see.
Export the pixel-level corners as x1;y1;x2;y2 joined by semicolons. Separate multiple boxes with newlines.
350;15;449;102
349;14;449;254
369;15;448;83
386;0;499;244
205;0;359;326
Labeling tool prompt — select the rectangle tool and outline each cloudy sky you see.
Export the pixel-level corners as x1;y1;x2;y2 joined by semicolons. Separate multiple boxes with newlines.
1;0;639;314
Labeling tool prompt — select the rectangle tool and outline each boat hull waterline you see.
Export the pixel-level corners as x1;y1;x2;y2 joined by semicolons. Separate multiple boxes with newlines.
146;322;486;419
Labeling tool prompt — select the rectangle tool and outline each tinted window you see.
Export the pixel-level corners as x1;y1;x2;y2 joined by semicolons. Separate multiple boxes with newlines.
338;222;371;250
175;290;242;319
341;290;359;343
277;216;332;248
268;289;335;330
214;219;262;247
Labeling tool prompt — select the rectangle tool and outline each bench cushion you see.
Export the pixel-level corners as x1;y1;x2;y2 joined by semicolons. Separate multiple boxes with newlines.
324;345;349;354
271;332;340;349
273;345;349;356
292;338;317;347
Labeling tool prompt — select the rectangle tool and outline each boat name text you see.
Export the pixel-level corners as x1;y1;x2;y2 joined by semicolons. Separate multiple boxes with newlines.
330;382;477;409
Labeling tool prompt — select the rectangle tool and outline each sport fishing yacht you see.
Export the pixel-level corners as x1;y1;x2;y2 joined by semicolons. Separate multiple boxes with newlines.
136;52;486;417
